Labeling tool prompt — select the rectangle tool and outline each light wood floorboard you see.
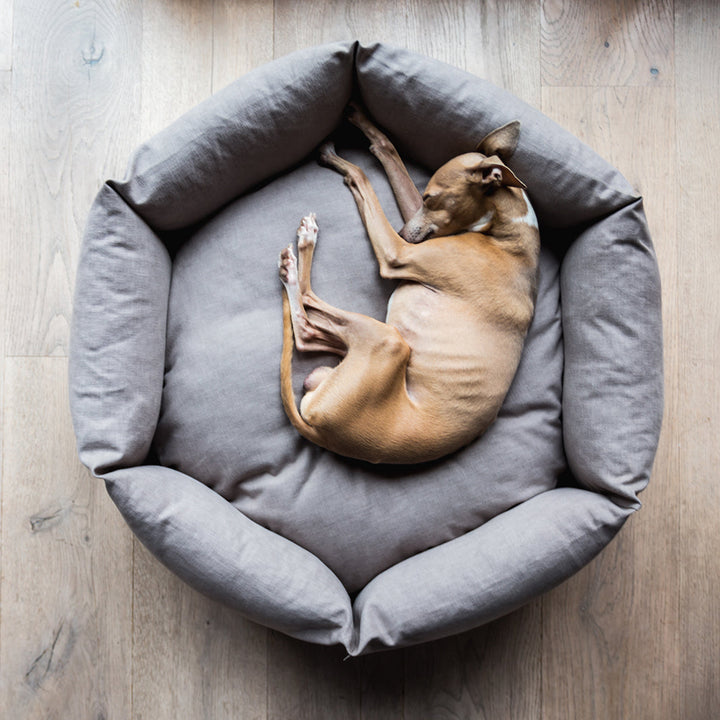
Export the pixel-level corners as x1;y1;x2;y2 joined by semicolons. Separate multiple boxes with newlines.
540;83;680;720
675;2;720;716
0;1;714;717
0;0;11;71
0;358;133;718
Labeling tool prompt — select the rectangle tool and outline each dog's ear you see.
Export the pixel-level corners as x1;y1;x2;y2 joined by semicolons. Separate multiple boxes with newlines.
470;156;527;190
476;121;521;161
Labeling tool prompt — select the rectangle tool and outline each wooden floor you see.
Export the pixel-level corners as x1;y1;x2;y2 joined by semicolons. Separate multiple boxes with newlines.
1;1;717;717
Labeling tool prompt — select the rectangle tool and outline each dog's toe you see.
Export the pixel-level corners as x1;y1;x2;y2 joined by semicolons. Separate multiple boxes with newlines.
297;213;318;247
278;244;298;285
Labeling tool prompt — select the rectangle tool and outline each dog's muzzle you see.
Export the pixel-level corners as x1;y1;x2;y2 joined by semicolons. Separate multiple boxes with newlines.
399;221;436;244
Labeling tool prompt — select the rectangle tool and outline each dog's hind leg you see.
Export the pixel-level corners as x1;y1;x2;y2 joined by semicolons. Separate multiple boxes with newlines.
298;312;413;432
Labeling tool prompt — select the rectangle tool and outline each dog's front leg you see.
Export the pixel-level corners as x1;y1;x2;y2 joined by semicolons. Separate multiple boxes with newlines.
346;103;422;222
320;143;414;280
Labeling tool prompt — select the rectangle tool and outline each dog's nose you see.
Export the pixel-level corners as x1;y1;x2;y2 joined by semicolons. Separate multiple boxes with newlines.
400;221;433;244
399;226;422;243
399;218;422;243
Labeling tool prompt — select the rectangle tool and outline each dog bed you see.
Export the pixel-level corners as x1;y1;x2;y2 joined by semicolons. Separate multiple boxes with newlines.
69;42;663;655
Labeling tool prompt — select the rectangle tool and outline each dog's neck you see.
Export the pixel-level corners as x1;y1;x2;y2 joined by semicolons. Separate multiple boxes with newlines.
472;184;534;226
473;188;540;263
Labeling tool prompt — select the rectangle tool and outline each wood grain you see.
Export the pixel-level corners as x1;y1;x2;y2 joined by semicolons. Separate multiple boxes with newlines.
0;358;133;718
404;0;467;70
540;83;680;720
132;541;268;720
266;632;360;720
6;0;142;356
405;602;543;720
1;70;9;364
273;0;409;54
541;0;674;87
675;2;720;716
0;0;11;70
356;651;406;720
140;0;213;139
265;636;405;720
461;0;542;106
212;0;274;92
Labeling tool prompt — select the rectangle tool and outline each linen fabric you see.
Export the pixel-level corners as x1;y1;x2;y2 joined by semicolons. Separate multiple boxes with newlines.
70;41;663;655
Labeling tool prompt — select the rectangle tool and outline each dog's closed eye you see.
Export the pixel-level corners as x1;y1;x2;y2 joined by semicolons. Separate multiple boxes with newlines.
423;192;441;209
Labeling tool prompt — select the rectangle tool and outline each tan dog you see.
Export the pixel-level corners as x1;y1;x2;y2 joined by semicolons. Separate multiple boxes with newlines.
278;106;540;464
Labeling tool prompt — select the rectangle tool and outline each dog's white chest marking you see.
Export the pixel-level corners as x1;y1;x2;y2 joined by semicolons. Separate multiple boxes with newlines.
512;191;539;230
469;210;494;233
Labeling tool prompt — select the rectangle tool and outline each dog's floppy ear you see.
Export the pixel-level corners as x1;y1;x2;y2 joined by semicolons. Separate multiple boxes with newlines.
470;156;527;190
476;120;521;162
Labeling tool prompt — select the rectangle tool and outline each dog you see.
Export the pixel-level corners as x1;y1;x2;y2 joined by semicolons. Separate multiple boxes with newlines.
278;105;539;464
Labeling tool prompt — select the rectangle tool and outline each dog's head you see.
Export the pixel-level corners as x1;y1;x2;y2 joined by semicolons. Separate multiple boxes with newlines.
400;121;527;244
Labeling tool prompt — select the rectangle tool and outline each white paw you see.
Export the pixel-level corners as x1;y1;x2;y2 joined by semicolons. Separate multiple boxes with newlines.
278;244;298;286
297;213;318;248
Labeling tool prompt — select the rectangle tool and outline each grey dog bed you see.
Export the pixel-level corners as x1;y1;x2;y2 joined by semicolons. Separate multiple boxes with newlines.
69;42;663;655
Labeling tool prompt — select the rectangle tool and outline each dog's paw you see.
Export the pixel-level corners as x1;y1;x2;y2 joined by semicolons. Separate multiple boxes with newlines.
297;213;318;248
278;244;298;286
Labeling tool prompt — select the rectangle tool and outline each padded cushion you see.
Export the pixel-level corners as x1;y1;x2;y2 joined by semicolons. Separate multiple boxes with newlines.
70;42;663;655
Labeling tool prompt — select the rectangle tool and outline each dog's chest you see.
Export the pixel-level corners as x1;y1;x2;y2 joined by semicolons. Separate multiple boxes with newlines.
386;283;440;336
386;283;482;357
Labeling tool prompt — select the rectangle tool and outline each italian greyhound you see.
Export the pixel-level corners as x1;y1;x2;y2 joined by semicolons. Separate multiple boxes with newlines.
278;105;539;464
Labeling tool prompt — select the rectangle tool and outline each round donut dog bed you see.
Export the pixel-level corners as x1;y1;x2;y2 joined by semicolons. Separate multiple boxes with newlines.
69;42;663;655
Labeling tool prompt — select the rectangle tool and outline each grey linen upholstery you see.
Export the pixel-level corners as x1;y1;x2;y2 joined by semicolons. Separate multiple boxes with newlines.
69;42;663;655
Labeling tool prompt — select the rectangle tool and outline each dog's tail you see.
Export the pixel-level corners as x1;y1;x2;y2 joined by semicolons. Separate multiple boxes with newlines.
280;290;323;445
